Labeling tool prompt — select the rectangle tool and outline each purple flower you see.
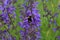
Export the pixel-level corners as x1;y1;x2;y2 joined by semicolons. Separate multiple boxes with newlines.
54;13;58;17
0;0;16;28
53;28;57;32
0;0;17;40
49;19;57;26
53;26;60;32
19;0;41;40
54;20;57;26
0;13;10;25
56;36;60;40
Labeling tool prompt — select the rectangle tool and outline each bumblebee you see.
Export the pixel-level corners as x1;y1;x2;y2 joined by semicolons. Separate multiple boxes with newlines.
28;16;32;23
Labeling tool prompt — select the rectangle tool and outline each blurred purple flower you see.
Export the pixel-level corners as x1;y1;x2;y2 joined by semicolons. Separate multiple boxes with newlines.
53;26;60;32
54;20;57;26
53;28;57;32
54;13;58;17
49;19;57;26
56;36;60;40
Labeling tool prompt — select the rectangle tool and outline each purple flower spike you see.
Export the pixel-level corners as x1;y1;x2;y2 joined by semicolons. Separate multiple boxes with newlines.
0;0;16;28
0;0;17;40
19;0;41;40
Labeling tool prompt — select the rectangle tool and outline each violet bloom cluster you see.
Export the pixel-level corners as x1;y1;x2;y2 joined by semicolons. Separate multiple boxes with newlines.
19;0;41;40
0;0;16;27
0;0;16;40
